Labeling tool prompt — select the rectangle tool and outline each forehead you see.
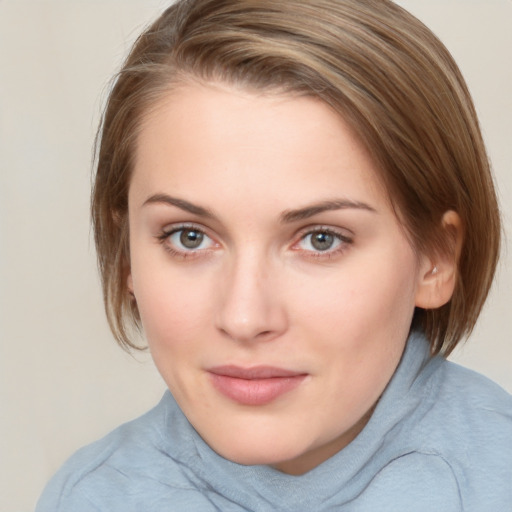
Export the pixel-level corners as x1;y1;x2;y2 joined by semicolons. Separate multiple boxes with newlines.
130;82;391;217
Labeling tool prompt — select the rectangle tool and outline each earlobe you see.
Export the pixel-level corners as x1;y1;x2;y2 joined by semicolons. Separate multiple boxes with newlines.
415;211;463;309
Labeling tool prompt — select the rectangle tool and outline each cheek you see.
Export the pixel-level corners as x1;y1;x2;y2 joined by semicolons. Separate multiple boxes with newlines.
296;246;419;347
135;274;213;399
132;262;213;349
312;270;414;321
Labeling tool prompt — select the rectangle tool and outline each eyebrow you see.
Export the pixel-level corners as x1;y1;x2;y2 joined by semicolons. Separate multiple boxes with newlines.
143;193;376;222
280;199;376;223
142;193;215;218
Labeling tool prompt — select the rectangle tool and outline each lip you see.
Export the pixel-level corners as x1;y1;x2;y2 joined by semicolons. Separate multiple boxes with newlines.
208;365;307;406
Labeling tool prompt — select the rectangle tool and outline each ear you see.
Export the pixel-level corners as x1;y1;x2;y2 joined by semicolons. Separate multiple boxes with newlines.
415;211;463;309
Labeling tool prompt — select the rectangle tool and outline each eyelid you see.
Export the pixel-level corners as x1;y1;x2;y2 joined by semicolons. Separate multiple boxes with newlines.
291;225;353;256
156;222;220;257
293;224;353;242
158;222;207;239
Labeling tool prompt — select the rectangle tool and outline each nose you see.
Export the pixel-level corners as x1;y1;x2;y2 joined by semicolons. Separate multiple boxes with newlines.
214;251;288;343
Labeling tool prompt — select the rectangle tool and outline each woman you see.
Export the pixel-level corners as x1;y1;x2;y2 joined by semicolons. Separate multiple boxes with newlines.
37;0;512;510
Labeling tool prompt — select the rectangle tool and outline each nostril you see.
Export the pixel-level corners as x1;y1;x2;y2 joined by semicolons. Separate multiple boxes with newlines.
256;330;273;339
219;328;272;342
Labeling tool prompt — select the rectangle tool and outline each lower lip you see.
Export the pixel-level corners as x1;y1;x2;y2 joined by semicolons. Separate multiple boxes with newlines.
209;373;307;406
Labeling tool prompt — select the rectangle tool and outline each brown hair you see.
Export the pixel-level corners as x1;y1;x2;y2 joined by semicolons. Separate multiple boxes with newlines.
92;0;500;355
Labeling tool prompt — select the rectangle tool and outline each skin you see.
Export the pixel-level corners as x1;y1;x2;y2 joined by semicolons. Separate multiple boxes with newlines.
127;81;448;475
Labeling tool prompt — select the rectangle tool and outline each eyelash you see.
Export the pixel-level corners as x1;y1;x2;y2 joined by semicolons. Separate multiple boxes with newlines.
292;226;353;259
155;224;353;260
156;224;216;260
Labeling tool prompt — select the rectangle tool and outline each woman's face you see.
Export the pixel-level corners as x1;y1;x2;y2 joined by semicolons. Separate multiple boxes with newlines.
128;82;430;474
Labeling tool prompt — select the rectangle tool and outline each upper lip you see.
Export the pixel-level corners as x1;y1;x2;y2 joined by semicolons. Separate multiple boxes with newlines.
208;365;306;380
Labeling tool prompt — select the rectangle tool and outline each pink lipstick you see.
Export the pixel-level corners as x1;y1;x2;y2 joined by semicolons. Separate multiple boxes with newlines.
208;365;307;406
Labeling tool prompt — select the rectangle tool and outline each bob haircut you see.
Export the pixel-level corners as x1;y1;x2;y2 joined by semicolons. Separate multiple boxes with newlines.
92;0;500;356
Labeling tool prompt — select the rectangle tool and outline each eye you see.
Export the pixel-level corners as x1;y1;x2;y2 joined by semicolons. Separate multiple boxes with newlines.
303;231;339;251
158;225;216;254
171;228;209;250
296;228;352;255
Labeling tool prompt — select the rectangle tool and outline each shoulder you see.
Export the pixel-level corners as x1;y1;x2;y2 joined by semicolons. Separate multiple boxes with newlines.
35;393;213;512
435;358;512;436
358;356;512;511
406;358;512;510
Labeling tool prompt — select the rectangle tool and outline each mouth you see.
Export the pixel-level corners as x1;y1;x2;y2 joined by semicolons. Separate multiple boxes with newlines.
207;365;308;406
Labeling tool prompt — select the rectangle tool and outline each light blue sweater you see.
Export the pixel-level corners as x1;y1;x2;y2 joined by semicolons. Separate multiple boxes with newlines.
36;333;512;511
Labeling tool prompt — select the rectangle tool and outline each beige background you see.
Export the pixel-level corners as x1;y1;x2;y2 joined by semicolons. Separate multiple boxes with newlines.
0;1;510;510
